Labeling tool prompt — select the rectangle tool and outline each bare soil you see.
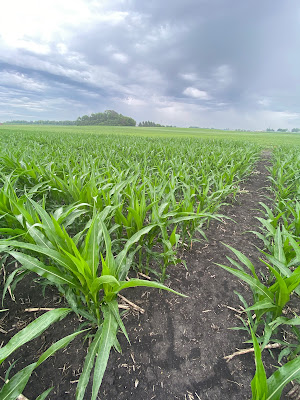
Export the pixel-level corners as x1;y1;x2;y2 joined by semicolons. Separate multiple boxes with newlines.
1;152;286;400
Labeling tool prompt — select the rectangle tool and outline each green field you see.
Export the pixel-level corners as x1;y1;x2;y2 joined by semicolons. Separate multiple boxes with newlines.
0;124;299;399
2;124;300;146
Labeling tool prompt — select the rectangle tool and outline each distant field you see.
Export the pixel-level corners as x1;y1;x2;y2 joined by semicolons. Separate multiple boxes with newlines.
1;124;300;146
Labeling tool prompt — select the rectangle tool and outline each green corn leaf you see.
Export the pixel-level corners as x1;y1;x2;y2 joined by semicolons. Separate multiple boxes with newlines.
169;226;178;247
59;247;91;282
0;227;26;236
107;299;130;343
282;267;300;295
169;214;208;224
36;329;88;367
285;230;300;260
76;328;102;400
82;213;101;277
2;240;82;281
256;217;276;236
90;275;120;295
224;243;258;279
28;198;54;232
269;316;300;330
2;267;23;305
267;265;289;308
115;225;157;277
35;387;54;400
251;328;268;400
115;278;187;297
99;220;115;275
260;253;291;278
113;337;122;353
117;246;141;281
128;206;143;230
261;323;273;351
91;305;118;400
25;223;52;250
244;299;276;312
266;356;300;400
9;251;79;288
217;263;273;302
0;308;70;364
273;226;286;265
0;363;36;400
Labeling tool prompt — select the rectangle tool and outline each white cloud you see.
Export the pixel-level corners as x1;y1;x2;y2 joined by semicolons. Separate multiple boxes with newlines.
121;96;147;106
0;71;46;91
257;97;271;107
112;53;129;63
213;65;233;87
183;87;210;99
180;73;198;81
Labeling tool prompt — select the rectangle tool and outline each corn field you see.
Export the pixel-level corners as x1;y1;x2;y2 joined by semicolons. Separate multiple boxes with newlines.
0;126;300;399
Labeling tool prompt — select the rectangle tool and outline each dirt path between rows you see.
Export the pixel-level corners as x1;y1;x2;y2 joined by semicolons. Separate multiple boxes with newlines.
1;152;275;400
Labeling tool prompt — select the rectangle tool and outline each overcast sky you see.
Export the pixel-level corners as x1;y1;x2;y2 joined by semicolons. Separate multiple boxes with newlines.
0;0;299;129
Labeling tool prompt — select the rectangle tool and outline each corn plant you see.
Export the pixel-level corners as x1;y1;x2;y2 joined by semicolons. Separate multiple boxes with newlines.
217;239;300;332
0;200;185;399
250;327;300;400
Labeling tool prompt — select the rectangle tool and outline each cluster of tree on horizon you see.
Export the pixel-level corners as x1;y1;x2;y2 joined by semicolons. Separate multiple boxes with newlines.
138;121;164;127
76;110;136;126
3;120;76;125
266;128;300;133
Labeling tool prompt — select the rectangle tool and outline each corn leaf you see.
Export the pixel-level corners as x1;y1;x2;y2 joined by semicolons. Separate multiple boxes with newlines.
251;328;268;400
76;328;102;400
0;308;70;364
91;305;118;400
9;251;79;288
266;356;300;400
116;278;187;297
0;363;36;400
35;387;54;400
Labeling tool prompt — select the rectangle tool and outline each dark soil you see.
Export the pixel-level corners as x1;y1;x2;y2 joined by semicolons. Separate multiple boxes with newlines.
1;152;287;400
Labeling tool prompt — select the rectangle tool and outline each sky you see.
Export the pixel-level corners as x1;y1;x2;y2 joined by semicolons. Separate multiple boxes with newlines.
0;0;300;129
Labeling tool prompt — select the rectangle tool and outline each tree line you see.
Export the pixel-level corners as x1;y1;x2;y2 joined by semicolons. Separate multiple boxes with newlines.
266;128;300;133
138;121;164;127
76;110;136;126
4;120;76;125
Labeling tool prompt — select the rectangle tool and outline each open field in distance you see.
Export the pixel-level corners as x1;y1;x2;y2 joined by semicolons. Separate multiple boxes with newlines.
1;124;300;146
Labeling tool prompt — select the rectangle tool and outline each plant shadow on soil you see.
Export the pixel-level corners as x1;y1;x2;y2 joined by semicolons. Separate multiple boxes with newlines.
0;153;292;400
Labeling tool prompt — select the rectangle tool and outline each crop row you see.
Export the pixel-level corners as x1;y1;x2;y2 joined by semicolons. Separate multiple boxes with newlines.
219;147;300;398
0;130;260;399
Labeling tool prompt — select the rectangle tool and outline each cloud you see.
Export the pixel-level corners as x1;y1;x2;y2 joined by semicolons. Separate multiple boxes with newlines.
0;0;300;129
183;87;210;100
0;71;46;92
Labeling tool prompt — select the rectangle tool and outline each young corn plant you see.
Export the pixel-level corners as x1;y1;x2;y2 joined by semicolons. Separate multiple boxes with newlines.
217;238;300;334
0;200;185;399
250;327;300;400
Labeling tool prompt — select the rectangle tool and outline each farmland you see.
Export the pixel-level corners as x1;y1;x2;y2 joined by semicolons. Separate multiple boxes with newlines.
0;125;300;399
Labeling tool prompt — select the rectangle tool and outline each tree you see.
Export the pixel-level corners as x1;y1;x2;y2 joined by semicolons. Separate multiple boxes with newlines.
76;110;136;126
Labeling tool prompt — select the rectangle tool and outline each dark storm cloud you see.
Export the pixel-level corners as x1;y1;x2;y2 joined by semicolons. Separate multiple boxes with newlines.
1;0;300;128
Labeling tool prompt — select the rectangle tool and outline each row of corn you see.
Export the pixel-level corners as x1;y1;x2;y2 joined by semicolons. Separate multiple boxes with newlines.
219;146;300;399
0;129;259;399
